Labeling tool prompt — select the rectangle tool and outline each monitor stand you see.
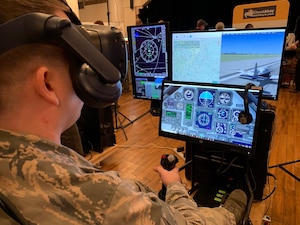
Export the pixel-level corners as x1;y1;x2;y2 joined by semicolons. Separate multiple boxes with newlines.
150;99;161;117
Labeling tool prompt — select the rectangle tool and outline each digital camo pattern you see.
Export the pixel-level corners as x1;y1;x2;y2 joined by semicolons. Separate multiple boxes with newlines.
0;129;235;225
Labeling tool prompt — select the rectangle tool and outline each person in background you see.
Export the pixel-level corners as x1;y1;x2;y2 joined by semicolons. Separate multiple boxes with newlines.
215;21;225;31
94;20;104;25
195;19;208;30
0;0;247;225
289;16;300;93
293;16;300;92
244;23;254;29
135;17;143;25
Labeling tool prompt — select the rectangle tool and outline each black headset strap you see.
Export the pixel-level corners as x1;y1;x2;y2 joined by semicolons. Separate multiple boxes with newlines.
56;19;120;84
0;13;120;84
0;193;28;225
60;0;82;25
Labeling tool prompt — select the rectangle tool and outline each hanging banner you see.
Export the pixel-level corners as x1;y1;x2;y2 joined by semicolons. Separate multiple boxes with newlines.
232;0;290;29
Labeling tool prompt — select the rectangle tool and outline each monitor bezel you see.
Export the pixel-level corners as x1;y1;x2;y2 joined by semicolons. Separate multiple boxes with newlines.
158;80;263;157
170;27;287;101
127;22;171;101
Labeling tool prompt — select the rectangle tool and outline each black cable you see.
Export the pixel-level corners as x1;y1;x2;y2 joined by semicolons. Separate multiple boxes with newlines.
261;172;277;201
216;150;226;174
85;150;93;161
218;156;239;174
84;141;94;161
243;170;254;225
248;167;257;193
106;0;110;25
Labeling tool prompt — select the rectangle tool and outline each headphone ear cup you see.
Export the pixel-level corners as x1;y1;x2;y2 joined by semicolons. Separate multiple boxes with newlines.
238;111;253;124
71;63;122;108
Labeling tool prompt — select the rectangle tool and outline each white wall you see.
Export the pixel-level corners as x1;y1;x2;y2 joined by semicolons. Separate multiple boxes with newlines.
66;0;79;17
65;0;147;37
78;0;147;38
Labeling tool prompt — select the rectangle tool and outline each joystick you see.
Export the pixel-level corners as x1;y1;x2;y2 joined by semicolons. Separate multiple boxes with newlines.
158;154;179;201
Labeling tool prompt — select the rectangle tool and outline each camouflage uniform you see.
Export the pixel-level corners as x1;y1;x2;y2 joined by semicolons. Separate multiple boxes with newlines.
0;129;235;225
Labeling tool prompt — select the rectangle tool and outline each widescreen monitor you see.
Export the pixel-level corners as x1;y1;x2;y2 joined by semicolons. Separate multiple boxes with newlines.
159;80;263;156
171;28;286;100
127;22;170;100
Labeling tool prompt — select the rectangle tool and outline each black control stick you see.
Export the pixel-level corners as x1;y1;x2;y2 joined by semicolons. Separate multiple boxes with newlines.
158;154;179;201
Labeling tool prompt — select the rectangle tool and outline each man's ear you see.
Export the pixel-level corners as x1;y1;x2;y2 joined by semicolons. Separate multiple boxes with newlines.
34;66;59;106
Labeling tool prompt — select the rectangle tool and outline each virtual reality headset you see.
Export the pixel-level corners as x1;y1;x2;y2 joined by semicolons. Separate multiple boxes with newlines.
0;12;127;108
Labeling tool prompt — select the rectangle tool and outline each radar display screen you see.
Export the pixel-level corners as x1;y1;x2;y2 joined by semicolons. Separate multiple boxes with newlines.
127;22;170;100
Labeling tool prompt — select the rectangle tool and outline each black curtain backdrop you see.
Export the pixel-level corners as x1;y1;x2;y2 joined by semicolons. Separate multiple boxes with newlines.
138;0;300;32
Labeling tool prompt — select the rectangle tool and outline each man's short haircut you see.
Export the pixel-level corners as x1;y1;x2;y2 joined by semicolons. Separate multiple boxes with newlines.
0;0;70;73
215;22;225;30
196;19;207;27
0;0;69;24
0;0;70;108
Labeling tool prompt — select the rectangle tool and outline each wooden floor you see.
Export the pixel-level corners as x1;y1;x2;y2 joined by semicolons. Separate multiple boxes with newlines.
87;85;300;225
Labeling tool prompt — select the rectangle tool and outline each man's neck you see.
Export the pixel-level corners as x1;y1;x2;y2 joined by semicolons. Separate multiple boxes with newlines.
0;114;61;144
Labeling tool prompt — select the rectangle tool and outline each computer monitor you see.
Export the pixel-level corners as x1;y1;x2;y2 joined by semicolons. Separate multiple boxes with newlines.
171;27;286;100
159;80;263;156
127;22;170;100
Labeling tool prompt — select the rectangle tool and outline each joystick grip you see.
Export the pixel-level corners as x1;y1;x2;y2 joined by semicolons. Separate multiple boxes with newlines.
161;154;178;170
158;154;178;201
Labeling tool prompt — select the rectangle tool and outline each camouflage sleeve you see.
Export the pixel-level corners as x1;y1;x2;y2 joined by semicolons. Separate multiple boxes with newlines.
0;130;233;225
104;179;206;225
166;182;235;225
166;181;206;224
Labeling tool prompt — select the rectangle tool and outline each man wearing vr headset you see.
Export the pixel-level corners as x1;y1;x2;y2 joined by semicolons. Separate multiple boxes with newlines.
0;0;247;225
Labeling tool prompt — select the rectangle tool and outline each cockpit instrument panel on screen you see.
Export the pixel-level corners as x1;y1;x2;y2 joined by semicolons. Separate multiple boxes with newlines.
159;81;263;156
